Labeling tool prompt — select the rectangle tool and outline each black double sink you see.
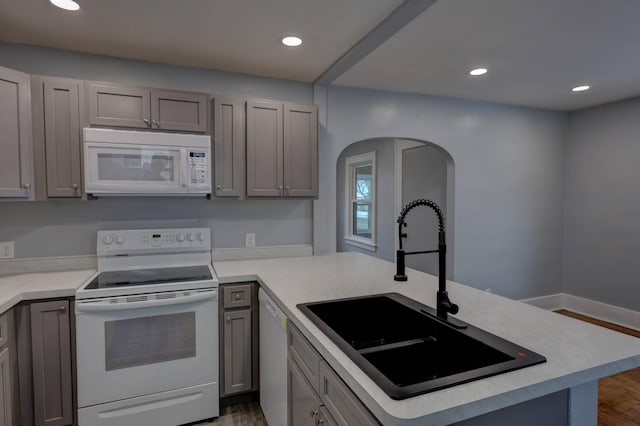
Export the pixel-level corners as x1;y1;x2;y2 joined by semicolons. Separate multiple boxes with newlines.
298;293;546;400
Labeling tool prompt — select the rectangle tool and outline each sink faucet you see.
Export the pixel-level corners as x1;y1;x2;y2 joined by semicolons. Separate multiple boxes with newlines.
394;199;459;321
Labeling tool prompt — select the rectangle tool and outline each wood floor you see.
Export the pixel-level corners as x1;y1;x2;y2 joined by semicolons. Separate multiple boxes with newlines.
199;402;267;426
555;310;640;426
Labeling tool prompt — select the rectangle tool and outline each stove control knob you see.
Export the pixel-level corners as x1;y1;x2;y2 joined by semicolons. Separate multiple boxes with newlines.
197;232;206;242
176;232;185;242
102;235;113;245
186;232;195;242
115;235;126;245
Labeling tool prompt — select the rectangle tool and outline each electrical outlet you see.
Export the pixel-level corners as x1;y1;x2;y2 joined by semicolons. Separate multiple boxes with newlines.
484;288;492;293
0;241;14;259
245;233;256;248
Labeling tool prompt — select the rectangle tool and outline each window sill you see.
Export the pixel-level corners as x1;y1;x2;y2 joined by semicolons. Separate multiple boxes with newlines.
344;237;377;252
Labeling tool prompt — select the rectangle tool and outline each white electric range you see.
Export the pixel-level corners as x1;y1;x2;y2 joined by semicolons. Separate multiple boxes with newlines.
75;228;219;426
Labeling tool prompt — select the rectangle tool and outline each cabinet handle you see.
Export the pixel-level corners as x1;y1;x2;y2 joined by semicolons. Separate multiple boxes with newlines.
226;316;231;322
72;184;78;190
56;305;66;313
143;118;150;127
309;410;318;418
23;183;31;189
216;185;221;190
317;419;325;424
152;119;159;128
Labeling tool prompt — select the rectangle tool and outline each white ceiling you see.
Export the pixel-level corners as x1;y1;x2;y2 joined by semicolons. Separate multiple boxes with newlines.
1;0;639;111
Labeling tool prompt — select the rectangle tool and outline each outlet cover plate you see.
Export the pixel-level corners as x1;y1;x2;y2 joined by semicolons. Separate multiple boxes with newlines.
245;233;256;248
0;241;15;259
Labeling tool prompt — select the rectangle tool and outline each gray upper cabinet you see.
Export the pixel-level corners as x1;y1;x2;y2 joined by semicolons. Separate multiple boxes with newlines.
88;83;207;132
151;89;207;132
283;104;318;197
0;66;33;199
246;99;283;197
32;76;83;199
88;83;150;129
213;96;245;197
246;99;317;198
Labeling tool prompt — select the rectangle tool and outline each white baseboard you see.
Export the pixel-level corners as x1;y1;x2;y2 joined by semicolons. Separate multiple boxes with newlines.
521;293;640;331
211;244;313;262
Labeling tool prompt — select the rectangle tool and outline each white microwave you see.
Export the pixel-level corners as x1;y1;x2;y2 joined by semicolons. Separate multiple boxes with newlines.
84;128;211;196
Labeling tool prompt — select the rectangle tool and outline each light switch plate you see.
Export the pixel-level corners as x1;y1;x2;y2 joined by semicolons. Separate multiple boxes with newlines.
0;242;14;259
245;233;256;248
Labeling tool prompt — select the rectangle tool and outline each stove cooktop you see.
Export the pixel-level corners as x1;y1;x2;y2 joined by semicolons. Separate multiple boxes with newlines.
84;265;213;290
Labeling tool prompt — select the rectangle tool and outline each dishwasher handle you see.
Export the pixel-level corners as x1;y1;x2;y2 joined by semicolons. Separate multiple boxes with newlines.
76;290;217;312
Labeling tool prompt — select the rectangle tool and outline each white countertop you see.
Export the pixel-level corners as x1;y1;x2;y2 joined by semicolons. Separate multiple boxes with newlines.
214;252;640;425
0;269;96;313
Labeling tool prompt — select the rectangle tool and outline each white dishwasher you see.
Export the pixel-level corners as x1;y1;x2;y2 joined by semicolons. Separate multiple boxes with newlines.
259;288;288;426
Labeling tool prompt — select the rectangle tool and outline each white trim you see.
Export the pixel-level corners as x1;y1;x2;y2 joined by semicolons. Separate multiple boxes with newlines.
343;237;378;252
520;293;640;331
211;244;313;261
344;151;377;250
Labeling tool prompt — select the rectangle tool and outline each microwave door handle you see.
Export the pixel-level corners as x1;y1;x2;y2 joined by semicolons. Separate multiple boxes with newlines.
75;290;216;312
181;148;189;191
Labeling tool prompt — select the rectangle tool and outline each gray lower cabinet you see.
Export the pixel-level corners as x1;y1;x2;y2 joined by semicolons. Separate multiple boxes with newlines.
87;83;208;132
0;66;33;199
213;96;245;197
15;300;74;426
288;322;378;426
246;99;318;198
0;309;16;426
31;76;83;199
220;283;259;397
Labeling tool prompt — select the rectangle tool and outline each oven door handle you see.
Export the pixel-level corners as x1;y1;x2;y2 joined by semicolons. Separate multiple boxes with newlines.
76;290;217;312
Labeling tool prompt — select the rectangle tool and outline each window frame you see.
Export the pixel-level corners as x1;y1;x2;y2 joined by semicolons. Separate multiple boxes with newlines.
344;151;377;251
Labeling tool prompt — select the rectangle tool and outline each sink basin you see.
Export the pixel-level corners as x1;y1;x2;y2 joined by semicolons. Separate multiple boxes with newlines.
297;293;545;400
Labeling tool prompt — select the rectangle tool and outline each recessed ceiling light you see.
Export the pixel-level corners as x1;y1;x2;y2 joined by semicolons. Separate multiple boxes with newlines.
281;36;302;47
469;68;488;76
572;85;590;92
50;0;80;10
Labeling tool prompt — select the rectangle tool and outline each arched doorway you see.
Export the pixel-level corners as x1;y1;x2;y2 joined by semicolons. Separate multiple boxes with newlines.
336;138;455;279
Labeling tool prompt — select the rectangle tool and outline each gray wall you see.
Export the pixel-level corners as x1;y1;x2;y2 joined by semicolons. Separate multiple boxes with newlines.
336;138;396;262
0;43;313;257
564;97;640;311
314;86;568;300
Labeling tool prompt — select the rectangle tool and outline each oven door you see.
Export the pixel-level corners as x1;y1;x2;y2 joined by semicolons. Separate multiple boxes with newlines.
84;142;188;195
75;289;218;408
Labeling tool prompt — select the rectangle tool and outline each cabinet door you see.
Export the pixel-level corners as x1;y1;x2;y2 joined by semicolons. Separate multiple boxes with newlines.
88;83;150;128
223;309;252;395
246;99;283;197
0;66;33;198
151;89;207;132
318;406;338;426
44;79;82;197
0;347;12;426
287;358;322;426
284;103;318;197
318;361;378;425
213;96;244;197
31;300;73;426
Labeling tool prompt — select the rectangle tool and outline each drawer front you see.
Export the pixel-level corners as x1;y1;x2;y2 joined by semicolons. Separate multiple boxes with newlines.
223;284;253;309
319;361;379;426
287;323;322;393
0;314;7;349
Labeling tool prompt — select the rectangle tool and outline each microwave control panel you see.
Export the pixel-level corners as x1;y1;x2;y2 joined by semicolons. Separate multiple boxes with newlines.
188;151;209;187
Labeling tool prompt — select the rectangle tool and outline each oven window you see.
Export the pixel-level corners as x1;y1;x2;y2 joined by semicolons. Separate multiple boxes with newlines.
105;312;196;371
97;152;175;182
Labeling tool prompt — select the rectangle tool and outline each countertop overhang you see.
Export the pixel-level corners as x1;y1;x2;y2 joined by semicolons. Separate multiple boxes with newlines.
213;252;640;425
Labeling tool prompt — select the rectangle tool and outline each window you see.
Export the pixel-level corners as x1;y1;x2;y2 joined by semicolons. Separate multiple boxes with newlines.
345;151;376;251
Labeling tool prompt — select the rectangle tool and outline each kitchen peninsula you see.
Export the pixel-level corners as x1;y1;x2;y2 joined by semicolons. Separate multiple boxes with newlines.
214;252;640;425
